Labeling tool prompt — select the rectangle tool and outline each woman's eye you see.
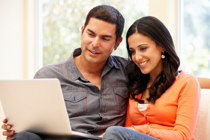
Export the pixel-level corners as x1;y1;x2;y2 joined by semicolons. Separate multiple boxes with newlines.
140;47;147;51
129;50;134;54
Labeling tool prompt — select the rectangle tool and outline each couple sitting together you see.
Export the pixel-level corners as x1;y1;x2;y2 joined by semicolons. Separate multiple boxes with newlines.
2;4;210;140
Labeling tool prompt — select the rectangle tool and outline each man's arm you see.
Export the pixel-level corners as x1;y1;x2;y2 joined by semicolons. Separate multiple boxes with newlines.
197;77;210;89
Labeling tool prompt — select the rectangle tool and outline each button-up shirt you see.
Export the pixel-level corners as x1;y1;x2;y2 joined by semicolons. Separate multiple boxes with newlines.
34;48;130;136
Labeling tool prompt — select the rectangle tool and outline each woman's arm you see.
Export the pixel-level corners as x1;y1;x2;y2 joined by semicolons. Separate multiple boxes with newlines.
125;75;201;140
197;77;210;89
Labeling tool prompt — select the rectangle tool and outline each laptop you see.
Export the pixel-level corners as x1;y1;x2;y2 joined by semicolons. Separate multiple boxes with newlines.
0;79;102;140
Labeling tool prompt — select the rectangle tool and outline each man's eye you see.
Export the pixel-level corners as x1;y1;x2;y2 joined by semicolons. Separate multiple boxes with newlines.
88;33;94;36
102;38;109;41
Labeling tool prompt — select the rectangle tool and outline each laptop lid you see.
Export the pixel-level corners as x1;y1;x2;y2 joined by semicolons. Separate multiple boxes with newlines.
0;79;101;139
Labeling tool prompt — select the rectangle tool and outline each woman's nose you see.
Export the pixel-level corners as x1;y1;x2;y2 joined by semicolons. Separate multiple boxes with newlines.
135;52;143;61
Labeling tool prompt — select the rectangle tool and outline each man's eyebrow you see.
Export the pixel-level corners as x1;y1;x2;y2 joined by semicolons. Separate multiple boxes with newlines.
87;29;95;34
87;29;112;38
102;35;112;38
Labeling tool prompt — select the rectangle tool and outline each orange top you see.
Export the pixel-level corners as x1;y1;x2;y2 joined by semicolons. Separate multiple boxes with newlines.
125;71;201;140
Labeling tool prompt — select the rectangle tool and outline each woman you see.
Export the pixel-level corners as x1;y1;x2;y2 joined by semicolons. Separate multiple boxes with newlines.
102;16;200;140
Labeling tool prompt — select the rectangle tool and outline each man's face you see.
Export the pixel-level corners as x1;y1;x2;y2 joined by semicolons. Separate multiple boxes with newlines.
80;18;122;65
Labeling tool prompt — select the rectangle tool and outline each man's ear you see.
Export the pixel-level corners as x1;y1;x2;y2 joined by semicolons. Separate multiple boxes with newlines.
81;25;85;36
114;37;123;50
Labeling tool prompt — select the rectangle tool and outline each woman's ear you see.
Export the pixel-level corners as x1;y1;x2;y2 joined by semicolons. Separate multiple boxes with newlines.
157;44;165;53
160;46;165;53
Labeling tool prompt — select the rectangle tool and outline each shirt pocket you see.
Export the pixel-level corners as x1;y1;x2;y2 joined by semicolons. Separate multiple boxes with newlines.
63;91;87;117
113;86;129;114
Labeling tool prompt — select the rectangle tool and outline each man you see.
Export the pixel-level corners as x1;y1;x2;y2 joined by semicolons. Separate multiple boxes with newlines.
2;4;130;140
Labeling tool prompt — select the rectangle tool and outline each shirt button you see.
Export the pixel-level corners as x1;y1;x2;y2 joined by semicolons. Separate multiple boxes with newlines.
100;113;104;117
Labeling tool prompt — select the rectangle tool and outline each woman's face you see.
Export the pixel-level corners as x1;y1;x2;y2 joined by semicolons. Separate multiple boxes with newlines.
128;33;164;78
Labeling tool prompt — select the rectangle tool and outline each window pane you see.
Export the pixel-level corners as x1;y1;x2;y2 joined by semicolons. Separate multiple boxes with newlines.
41;0;148;66
181;0;210;77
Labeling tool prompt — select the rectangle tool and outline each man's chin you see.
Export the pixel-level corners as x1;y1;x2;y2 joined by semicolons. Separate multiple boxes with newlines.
86;58;106;65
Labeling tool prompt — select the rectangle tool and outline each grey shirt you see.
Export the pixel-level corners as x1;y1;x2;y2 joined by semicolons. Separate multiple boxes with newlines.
34;48;130;136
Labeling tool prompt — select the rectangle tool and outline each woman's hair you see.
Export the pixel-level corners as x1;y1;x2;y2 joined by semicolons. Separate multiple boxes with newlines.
126;16;180;103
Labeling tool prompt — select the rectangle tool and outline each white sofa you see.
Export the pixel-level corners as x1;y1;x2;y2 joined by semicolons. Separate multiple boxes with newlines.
195;89;210;140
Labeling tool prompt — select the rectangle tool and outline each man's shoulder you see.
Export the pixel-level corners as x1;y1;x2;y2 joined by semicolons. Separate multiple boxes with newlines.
34;59;69;78
109;55;130;67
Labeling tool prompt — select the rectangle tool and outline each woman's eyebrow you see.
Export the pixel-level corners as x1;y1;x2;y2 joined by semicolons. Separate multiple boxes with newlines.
137;44;148;47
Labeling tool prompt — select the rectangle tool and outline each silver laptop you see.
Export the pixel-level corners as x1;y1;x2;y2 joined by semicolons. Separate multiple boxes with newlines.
0;79;102;139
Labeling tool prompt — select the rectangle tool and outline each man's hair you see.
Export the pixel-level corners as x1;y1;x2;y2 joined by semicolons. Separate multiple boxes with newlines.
83;5;125;42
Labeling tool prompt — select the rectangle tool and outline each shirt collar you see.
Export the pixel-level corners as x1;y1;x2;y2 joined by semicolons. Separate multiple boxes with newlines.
106;55;120;69
66;48;87;81
66;48;119;81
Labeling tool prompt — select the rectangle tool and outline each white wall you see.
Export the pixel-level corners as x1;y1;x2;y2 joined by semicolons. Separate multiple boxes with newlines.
0;0;24;137
0;0;36;139
0;0;36;80
0;0;24;79
148;0;178;51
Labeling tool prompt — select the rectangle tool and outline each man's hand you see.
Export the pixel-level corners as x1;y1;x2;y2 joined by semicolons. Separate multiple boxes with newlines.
2;119;16;140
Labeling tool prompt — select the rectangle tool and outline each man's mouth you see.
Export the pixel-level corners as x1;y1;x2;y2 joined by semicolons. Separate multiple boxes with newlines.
89;49;100;54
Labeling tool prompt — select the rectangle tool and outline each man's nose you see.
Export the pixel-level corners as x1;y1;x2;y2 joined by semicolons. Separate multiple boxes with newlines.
92;37;100;47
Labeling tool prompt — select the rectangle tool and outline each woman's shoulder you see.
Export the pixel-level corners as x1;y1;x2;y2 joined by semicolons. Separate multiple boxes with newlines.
178;70;198;80
176;70;200;87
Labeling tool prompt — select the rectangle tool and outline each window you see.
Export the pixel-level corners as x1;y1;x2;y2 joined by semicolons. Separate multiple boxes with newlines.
38;0;148;67
179;0;210;77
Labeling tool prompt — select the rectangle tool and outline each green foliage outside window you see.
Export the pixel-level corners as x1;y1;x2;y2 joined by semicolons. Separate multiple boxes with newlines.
42;0;148;66
182;0;210;77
